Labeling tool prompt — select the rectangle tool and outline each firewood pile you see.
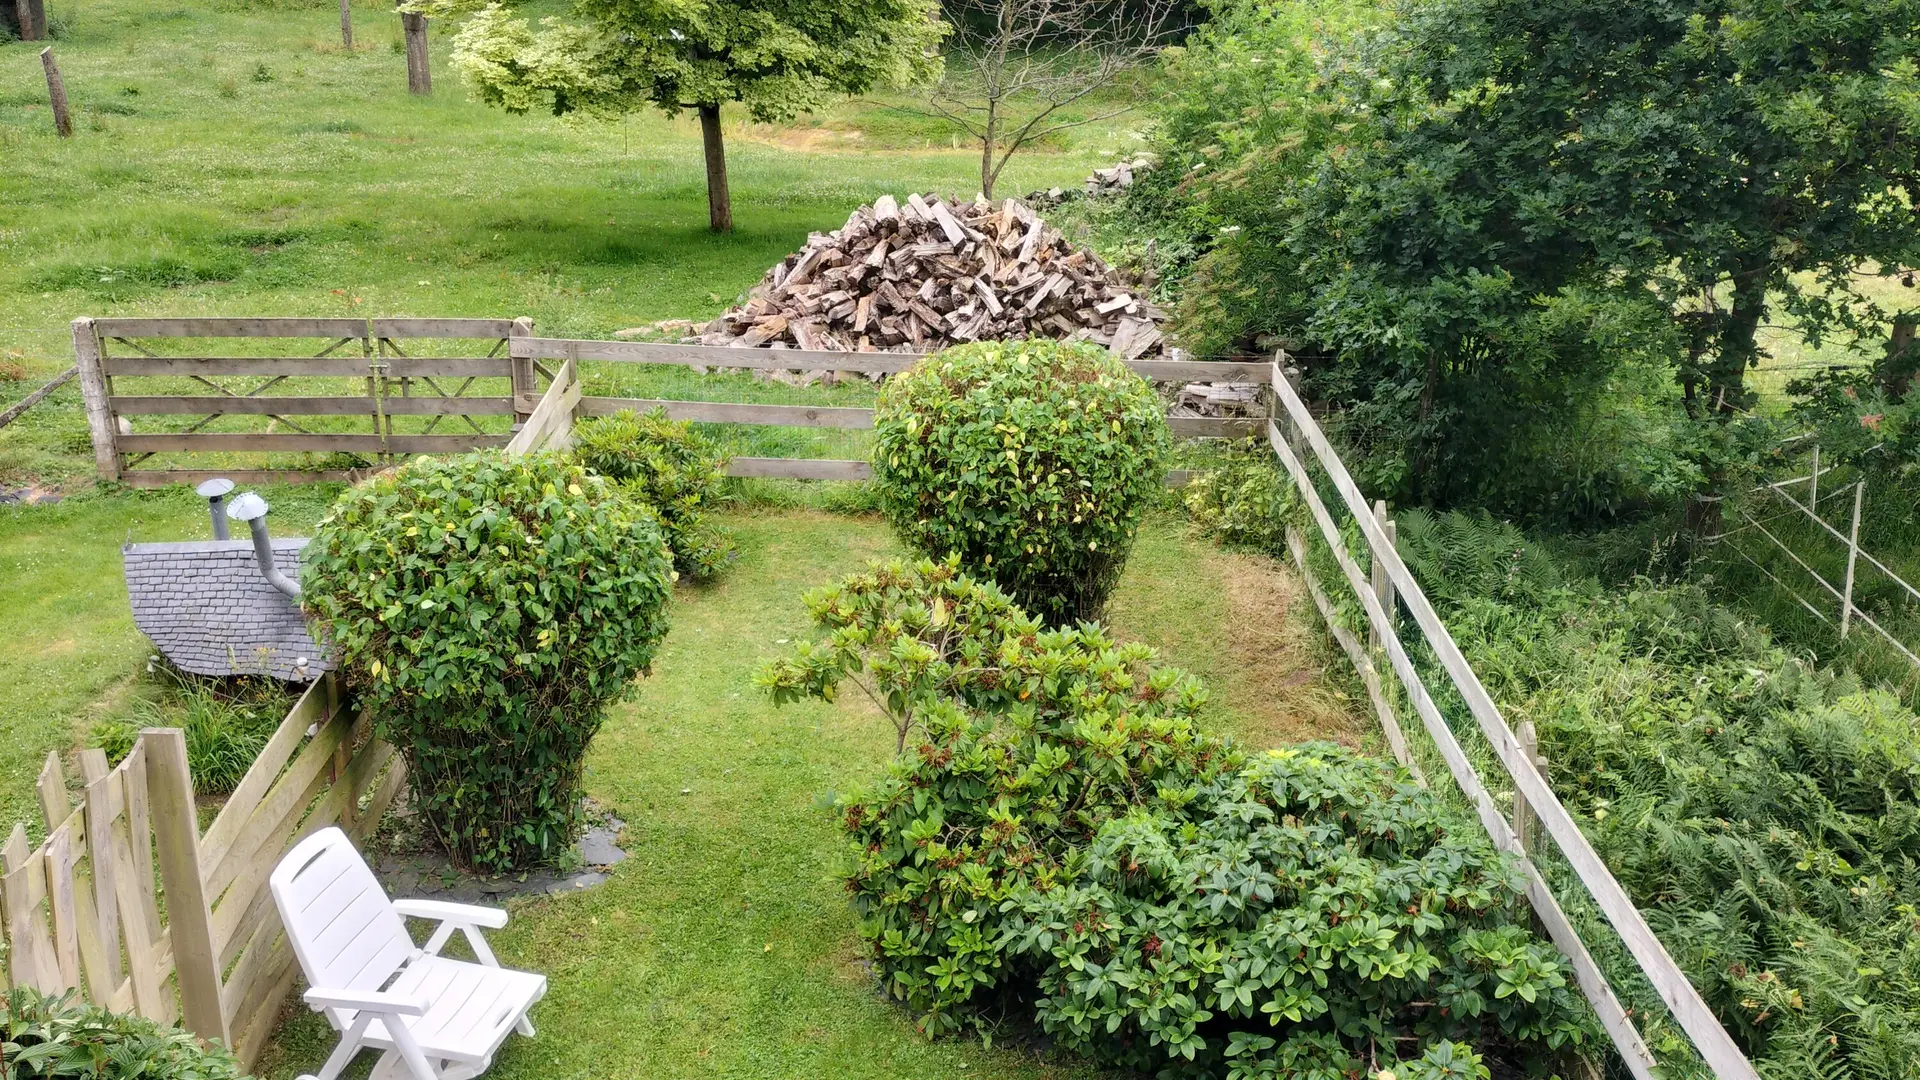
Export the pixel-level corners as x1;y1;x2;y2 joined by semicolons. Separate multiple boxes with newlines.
696;194;1168;362
1173;382;1263;419
1025;156;1156;209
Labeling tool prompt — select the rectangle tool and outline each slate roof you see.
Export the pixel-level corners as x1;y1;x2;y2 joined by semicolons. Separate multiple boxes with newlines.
123;538;333;682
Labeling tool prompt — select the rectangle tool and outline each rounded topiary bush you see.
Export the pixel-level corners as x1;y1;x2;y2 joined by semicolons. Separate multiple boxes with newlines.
304;451;674;872
872;339;1171;624
568;407;735;580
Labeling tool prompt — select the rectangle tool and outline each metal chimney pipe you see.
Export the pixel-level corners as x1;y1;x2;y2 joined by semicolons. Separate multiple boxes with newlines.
226;492;302;599
196;477;235;540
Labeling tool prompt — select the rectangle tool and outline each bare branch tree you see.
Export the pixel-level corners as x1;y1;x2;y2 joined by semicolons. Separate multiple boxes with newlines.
922;0;1180;199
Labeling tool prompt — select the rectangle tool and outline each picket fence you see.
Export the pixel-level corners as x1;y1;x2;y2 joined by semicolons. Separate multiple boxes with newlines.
0;673;400;1068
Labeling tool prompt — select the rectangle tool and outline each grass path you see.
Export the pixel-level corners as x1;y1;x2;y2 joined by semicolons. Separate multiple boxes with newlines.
227;509;1361;1080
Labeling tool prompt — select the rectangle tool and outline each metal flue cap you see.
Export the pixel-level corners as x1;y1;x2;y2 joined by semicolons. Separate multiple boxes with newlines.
195;478;235;499
227;492;270;523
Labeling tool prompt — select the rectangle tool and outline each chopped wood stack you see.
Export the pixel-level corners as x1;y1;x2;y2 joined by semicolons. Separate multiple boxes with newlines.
698;194;1168;359
1174;382;1263;419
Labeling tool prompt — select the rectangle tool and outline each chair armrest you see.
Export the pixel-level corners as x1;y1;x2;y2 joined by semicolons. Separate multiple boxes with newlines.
392;898;510;929
303;987;430;1016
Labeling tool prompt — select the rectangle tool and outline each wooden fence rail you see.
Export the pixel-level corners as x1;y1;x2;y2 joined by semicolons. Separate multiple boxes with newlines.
0;673;402;1068
74;317;1268;487
1267;356;1759;1080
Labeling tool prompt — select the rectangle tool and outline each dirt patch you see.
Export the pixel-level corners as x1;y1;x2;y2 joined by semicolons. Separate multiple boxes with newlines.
1211;551;1373;749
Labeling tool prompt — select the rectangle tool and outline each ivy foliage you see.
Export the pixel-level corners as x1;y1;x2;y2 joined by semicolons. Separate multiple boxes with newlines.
871;339;1171;625
1401;509;1920;1080
766;562;1594;1077
569;408;736;581
0;987;248;1080
303;452;674;872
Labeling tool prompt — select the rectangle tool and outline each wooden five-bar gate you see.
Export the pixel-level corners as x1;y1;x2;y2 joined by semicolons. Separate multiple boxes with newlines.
70;316;1269;486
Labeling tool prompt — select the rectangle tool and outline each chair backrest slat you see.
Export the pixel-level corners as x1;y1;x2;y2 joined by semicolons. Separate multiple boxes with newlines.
270;828;413;1015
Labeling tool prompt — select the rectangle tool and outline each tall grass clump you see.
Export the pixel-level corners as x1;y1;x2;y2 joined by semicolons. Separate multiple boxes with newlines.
91;667;294;795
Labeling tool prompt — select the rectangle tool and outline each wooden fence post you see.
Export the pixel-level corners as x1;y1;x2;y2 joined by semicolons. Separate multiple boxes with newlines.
509;317;536;430
339;0;353;47
1512;721;1543;855
143;730;229;1047
72;318;121;481
402;13;430;95
41;47;72;138
1841;481;1864;638
1369;500;1396;649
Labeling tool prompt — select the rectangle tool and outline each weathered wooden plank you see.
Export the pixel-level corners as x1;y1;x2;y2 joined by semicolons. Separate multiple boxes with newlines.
113;395;515;417
72;319;120;481
201;675;334;878
577;397;876;429
41;827;82;990
36;752;67;835
504;358;578;456
0;365;77;432
116;433;506;454
232;954;297;1069
1167;416;1260;438
143;729;227;1045
371;318;514;339
1267;376;1729;1078
121;469;371;489
113;742;167;1020
725;457;873;481
3;823;60;993
104;356;510;378
77;751;123;1000
516;336;1276;384
90;318;368;339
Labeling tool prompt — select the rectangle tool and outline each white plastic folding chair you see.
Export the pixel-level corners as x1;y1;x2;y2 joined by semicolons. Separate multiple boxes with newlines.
270;827;547;1080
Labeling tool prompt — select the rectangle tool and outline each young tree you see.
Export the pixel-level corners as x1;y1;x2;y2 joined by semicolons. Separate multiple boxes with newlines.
426;0;946;232
923;0;1180;198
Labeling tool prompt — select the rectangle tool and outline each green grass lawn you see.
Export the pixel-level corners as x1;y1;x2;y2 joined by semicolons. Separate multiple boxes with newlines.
0;0;1145;487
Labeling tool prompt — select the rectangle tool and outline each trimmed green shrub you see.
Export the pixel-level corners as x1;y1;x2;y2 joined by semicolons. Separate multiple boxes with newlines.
871;339;1171;625
0;987;248;1079
766;565;1594;1076
1183;438;1293;552
568;408;736;581
304;451;674;872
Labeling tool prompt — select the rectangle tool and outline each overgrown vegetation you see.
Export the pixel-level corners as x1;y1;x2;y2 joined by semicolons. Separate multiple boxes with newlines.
91;666;294;796
1398;509;1920;1080
303;452;675;872
872;339;1170;624
766;560;1595;1077
569;408;737;581
0;987;249;1080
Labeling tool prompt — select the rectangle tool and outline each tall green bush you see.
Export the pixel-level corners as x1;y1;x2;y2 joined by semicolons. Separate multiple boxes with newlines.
0;987;248;1080
871;339;1170;625
766;565;1594;1076
304;452;674;872
568;407;736;581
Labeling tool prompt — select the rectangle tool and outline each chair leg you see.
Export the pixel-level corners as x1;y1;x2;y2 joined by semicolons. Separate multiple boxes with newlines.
306;1014;374;1080
388;1018;445;1080
514;1013;535;1037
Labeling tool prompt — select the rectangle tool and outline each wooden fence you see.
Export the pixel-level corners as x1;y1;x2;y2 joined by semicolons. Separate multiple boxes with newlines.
1266;356;1761;1080
73;316;1270;487
0;673;402;1068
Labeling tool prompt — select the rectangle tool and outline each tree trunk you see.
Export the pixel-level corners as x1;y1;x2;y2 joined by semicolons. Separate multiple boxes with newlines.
1685;266;1769;534
699;104;733;233
1881;313;1917;399
40;47;71;138
402;13;430;95
979;102;998;199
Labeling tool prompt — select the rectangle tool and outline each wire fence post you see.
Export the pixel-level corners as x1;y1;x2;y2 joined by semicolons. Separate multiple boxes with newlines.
1841;481;1864;638
1807;445;1820;514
